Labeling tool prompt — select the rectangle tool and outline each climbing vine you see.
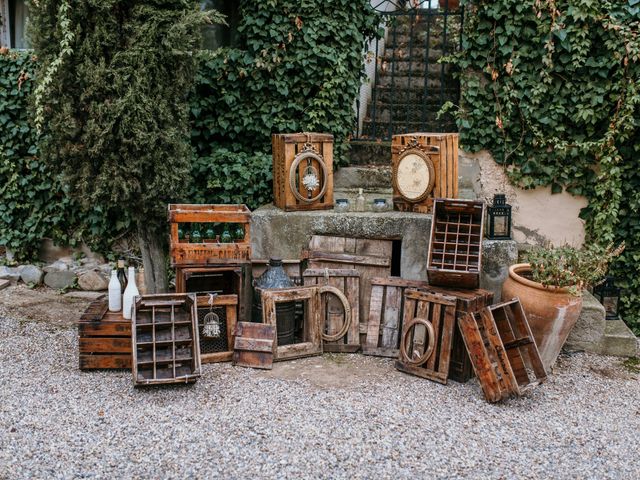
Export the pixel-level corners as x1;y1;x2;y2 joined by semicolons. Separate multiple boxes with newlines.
450;0;640;332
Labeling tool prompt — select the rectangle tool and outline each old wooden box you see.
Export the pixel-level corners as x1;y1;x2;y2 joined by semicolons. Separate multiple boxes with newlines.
131;294;202;386
261;285;347;361
168;204;251;265
232;322;276;370
427;198;485;289
303;268;360;353
272;132;334;211
395;289;458;384
175;263;249;324
459;298;547;403
391;133;458;213
422;284;494;383
78;297;131;370
306;235;392;344
194;294;238;364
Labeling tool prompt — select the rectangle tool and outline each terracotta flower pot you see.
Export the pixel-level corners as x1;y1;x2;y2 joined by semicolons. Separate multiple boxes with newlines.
502;263;583;370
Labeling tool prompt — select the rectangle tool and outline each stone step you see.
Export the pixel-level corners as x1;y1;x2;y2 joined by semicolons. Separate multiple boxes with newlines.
334;166;391;190
375;72;455;89
363;108;442;124
371;86;458;104
346;140;392;166
376;57;456;74
382;45;458;60
360;120;457;139
600;320;639;357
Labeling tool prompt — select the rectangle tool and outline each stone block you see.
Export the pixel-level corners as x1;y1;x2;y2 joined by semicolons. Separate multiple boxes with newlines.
43;260;70;273
44;270;77;290
0;266;21;284
19;265;44;285
251;204;430;280
334;166;391;190
480;239;518;303
77;270;109;291
564;291;606;354
0;279;10;291
600;320;639;358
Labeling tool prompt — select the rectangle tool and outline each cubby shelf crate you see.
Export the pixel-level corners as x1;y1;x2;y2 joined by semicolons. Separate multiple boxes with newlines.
132;294;202;386
427;198;485;289
168;204;251;265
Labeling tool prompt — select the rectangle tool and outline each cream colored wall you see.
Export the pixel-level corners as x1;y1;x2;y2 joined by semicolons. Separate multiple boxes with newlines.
460;150;588;247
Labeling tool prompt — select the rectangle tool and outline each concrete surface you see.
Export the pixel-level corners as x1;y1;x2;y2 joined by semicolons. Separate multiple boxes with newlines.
479;239;518;302
565;291;607;354
601;320;639;357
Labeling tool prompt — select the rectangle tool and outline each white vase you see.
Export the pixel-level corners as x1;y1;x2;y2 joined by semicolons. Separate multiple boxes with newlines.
122;266;139;320
108;270;122;312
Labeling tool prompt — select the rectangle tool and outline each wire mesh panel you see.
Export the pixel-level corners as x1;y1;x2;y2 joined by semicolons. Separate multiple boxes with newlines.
355;1;464;140
197;305;229;354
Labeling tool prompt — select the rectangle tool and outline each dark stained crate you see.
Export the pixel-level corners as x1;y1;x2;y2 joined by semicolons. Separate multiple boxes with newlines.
427;198;485;289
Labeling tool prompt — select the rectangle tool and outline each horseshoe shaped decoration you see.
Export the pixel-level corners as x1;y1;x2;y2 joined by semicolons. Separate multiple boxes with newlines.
289;145;329;203
399;317;436;366
317;285;351;342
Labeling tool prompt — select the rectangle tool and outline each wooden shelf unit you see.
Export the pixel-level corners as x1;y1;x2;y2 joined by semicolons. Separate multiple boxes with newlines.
131;294;202;386
427;198;485;288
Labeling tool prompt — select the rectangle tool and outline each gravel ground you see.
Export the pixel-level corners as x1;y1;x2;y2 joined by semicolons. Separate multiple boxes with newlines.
1;305;639;479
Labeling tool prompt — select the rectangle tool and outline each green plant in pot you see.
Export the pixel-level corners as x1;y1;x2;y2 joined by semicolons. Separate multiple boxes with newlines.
502;243;624;370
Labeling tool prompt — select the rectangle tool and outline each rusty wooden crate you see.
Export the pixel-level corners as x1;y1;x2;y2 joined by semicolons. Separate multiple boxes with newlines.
391;133;458;213
272;132;334;211
306;235;392;344
131;294;202;386
78;297;131;370
459;298;547;403
394;289;458;384
427;198;485;289
175;263;249;324
421;284;494;383
303;268;360;352
168;204;251;265
232;322;276;370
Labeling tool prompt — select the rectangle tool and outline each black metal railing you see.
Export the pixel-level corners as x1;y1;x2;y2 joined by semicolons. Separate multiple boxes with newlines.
354;1;464;141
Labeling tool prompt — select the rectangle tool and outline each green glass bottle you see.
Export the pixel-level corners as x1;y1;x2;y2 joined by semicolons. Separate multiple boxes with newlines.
191;223;202;243
220;224;233;243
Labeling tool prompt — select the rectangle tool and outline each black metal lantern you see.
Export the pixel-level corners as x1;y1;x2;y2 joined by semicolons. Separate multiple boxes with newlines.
593;276;621;320
486;194;512;239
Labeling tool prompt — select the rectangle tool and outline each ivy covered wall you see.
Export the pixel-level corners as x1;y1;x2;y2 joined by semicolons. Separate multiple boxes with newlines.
452;0;639;331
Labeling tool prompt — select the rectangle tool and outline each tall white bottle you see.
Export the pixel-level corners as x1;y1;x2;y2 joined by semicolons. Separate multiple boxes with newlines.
122;266;139;320
108;270;122;312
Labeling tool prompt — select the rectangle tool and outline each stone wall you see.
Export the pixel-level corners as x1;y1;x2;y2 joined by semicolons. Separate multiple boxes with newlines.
459;150;588;247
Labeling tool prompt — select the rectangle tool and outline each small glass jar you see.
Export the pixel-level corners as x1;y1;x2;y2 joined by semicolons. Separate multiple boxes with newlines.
372;198;389;212
335;198;350;213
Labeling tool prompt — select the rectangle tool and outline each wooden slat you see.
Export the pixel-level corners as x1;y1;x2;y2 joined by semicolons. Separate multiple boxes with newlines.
79;354;131;370
380;286;402;349
479;308;518;394
365;285;384;350
78;322;130;337
307;251;390;267
79;338;131;354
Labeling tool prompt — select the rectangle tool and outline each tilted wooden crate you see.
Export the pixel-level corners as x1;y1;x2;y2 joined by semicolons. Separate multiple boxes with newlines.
78;297;131;370
168;204;251;265
427;198;485;289
391;133;458;213
272;132;334;211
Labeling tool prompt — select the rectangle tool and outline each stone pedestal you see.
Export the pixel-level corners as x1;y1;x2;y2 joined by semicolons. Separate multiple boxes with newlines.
480;240;518;303
251;204;431;280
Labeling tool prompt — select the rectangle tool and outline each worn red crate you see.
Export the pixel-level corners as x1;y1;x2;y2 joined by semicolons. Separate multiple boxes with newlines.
78;297;131;370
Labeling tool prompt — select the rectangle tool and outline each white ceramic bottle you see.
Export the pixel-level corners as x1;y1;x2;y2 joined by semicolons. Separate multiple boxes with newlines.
122;266;139;320
355;188;366;212
108;270;122;312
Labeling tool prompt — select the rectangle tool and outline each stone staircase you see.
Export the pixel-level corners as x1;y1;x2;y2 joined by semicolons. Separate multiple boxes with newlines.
359;12;462;140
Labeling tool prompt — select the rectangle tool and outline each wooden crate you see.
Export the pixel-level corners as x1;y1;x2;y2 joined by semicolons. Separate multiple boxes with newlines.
421;285;493;383
391;133;458;213
175;263;249;323
363;277;428;358
459;298;547;403
78;297;131;370
394;289;458;384
306;235;392;343
233;322;276;370
195;294;238;364
168;204;251;265
427;198;485;289
303;268;361;353
131;294;202;386
261;286;324;361
272;132;334;211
